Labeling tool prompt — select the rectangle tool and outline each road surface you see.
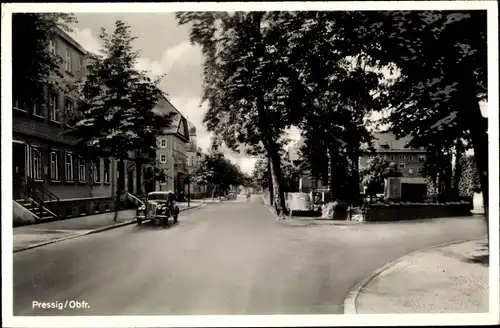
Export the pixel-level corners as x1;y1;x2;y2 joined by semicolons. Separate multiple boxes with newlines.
13;195;486;315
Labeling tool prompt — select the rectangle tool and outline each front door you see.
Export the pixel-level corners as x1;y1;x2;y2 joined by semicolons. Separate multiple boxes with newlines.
13;142;26;199
128;169;134;194
117;161;125;191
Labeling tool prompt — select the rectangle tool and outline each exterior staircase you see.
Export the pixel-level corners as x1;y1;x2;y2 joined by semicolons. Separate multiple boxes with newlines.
17;177;60;222
16;198;59;221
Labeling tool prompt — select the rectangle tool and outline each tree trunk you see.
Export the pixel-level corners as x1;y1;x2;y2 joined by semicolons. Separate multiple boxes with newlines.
455;67;489;235
347;147;361;204
249;11;286;216
452;139;465;198
268;151;286;216
113;159;123;223
267;159;274;206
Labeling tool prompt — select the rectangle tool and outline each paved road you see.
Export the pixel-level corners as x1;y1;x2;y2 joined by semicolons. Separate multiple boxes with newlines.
13;196;486;315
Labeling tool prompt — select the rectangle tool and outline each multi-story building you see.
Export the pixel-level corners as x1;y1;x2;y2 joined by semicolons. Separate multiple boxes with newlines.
359;132;428;180
12;27;118;220
153;96;190;197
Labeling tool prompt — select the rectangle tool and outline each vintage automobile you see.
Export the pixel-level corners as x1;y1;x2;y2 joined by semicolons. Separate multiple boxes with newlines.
285;192;315;218
136;191;180;227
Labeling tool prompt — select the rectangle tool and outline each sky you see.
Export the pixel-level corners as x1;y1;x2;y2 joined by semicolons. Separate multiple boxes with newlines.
68;13;296;175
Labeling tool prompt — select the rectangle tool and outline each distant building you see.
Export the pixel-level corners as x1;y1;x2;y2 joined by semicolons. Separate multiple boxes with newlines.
359;132;428;182
185;122;206;198
152;96;190;197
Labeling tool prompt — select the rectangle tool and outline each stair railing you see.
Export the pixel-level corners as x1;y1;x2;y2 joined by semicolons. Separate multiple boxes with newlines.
25;177;60;219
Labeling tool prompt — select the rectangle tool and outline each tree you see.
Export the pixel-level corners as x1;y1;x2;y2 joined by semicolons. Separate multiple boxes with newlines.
65;20;171;222
354;11;488;217
458;155;482;197
176;12;305;217
192;151;245;199
12;13;77;107
252;157;270;189
360;156;391;196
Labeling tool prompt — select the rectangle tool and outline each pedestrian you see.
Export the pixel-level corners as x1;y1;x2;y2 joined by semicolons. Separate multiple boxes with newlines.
246;192;251;202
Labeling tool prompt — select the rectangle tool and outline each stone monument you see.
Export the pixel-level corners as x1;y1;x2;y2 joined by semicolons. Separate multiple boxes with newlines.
383;162;403;200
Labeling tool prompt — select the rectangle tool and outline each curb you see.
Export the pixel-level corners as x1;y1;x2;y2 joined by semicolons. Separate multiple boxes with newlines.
343;235;488;314
13;203;206;253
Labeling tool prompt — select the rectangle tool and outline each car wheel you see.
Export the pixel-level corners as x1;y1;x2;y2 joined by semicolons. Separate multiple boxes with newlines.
173;214;178;223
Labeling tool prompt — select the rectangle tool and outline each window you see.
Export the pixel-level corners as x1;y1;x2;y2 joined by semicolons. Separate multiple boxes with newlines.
399;161;406;169
78;159;86;182
399;155;406;160
418;155;426;162
65;153;74;181
390;155;395;161
418;167;424;174
78;56;84;72
31;148;42;180
14;99;27;111
32;103;43;117
104;158;110;183
409;168;414;175
65;49;72;72
49;39;56;55
93;158;101;182
65;99;74;124
50;151;60;181
49;93;59;122
160;154;167;163
160;139;167;148
408;155;414;161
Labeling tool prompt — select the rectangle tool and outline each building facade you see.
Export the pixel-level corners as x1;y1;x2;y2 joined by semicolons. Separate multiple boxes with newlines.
185;123;206;198
12;27;118;213
153;96;190;197
359;132;428;180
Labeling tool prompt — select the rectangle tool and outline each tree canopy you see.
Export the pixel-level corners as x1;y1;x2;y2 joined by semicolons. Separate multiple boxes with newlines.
192;151;247;194
12;13;77;105
65;20;172;162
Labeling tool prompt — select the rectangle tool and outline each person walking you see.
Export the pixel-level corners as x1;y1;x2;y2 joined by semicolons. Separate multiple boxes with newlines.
246;192;251;202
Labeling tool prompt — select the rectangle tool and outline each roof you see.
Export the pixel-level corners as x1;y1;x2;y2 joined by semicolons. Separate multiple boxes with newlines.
55;26;87;55
370;132;425;152
153;95;190;142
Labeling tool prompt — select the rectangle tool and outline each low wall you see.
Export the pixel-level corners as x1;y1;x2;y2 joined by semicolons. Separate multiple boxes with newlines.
364;201;472;222
13;201;39;227
47;196;135;219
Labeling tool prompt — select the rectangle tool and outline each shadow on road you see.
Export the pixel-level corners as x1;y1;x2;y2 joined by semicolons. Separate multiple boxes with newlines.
130;220;182;232
463;241;489;266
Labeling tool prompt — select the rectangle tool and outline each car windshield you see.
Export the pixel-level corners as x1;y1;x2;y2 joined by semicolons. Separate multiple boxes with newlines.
148;194;170;202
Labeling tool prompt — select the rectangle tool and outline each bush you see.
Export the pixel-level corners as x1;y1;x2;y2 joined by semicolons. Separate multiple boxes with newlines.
459;156;481;196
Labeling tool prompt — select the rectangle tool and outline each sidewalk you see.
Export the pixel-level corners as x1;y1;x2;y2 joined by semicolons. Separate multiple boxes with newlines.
345;237;489;314
13;202;203;252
